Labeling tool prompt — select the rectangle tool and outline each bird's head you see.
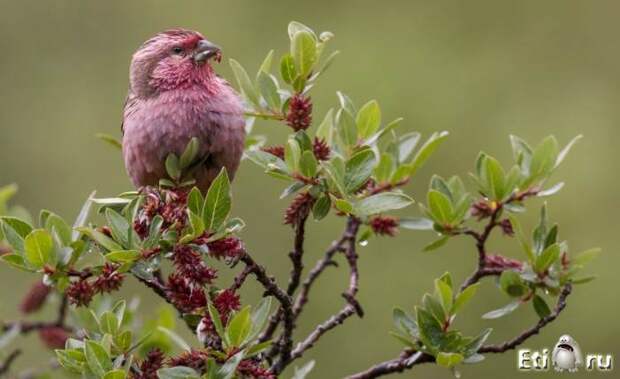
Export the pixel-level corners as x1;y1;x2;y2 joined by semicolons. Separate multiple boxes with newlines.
129;29;222;97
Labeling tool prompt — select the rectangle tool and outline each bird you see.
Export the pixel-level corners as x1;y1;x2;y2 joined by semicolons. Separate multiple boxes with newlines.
552;334;583;372
121;29;245;194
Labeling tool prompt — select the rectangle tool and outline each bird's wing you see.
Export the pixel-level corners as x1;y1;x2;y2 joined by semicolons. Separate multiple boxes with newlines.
121;90;139;135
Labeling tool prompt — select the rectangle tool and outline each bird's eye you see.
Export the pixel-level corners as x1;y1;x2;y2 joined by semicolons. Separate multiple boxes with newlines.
171;46;184;55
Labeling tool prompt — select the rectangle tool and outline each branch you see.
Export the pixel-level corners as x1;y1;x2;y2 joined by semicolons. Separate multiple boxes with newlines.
0;349;22;377
347;284;572;378
286;213;308;297
292;232;348;317
480;283;572;353
275;218;362;372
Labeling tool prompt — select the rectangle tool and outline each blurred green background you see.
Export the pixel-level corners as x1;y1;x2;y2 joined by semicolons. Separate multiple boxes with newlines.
0;0;617;378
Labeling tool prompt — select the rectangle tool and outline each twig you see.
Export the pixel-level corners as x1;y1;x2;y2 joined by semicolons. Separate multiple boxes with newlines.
275;218;362;372
346;284;572;378
286;213;309;297
0;349;22;377
256;215;309;349
480;283;572;353
292;233;348;317
229;265;253;292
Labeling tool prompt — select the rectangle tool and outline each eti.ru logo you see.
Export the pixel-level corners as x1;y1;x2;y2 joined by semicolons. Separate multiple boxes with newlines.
518;334;613;372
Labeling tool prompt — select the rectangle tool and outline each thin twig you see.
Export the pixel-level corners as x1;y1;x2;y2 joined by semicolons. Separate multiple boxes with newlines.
292;233;348;317
0;349;22;377
275;218;362;372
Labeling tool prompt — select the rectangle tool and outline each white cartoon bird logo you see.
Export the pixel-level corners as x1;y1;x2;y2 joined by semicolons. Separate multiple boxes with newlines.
552;335;583;372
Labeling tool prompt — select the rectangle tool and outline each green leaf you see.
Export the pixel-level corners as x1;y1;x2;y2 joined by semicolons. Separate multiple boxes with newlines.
374;153;394;183
435;279;453;314
398;217;433;230
321;158;346;196
337;91;357;115
291;31;317;78
258;49;274;74
207;303;226;341
484;156;507;200
103;369;126;379
532;295;551;318
248;297;272;342
312;194;331;221
1;216;33;238
344;149;376;193
24;229;54;269
245;150;288;173
528;136;559;181
555;135;582;169
356;100;381;139
452;283;479;315
285;138;302;172
179;138;200;169
85;340;112;377
315;109;334;145
100;311;119;336
299;150;318;178
499;270;527;297
422;236;449;252
427;190;454;224
571;248;601;267
288;21;316;40
463;328;492;356
72;191;95;240
187;187;204;215
165;154;181;181
105;250;140;264
482;301;520;319
336;108;357;148
416;307;444;352
353;192;413;217
257;72;280;111
76;227;122;252
0;253;33;271
202;169;231;231
393;307;418;337
229;59;259;106
280;53;297;84
508;215;534;262
534;243;560;273
105;209;132;248
423;293;446;324
409;131;449;177
156;366;200;379
537;182;564;197
95;133;122;150
217;351;245;379
397;133;421;164
436;352;464;368
334;198;353;214
44;213;72;246
157;326;190;351
226;306;252;347
292;360;315;379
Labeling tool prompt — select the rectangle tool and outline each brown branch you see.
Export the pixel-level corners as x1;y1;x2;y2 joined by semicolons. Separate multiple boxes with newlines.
286;213;308;297
347;284;572;378
347;190;570;378
480;283;572;353
274;217;362;373
229;265;253;292
292;233;348;317
0;349;22;377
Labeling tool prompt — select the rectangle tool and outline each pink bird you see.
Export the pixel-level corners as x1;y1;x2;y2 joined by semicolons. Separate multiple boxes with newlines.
122;29;245;193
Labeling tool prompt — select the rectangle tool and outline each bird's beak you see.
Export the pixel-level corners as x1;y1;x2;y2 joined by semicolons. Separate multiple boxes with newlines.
193;39;221;63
